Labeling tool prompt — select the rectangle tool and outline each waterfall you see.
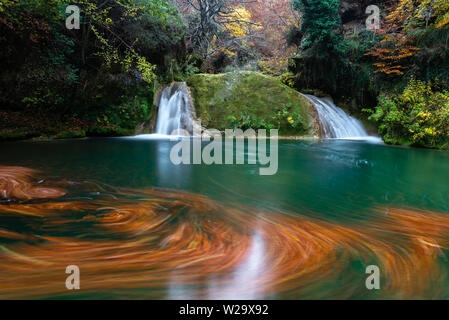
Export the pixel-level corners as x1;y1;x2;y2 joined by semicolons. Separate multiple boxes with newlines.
155;83;194;136
305;94;380;141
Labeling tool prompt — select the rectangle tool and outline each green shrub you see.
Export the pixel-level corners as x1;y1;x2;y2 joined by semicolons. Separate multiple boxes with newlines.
368;78;449;149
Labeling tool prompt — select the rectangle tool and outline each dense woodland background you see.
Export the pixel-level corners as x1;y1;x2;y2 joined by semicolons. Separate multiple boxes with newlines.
0;0;448;148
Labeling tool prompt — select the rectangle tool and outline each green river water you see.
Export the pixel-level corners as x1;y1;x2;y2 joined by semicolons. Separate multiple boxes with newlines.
0;137;448;299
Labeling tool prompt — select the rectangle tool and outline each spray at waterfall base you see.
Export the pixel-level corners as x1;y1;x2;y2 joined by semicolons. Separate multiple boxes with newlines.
168;121;279;176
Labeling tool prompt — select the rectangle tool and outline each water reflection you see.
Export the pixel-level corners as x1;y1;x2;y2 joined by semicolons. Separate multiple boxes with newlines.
208;231;268;300
154;139;192;188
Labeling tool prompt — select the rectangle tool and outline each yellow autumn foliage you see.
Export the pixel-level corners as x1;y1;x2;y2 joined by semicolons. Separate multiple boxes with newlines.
417;0;449;28
387;0;449;28
223;6;253;38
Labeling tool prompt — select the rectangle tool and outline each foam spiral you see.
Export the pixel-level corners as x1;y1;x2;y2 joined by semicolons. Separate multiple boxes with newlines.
0;166;448;299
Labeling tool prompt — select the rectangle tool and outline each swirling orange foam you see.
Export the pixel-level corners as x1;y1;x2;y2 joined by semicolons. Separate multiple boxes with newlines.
0;166;66;201
0;166;448;299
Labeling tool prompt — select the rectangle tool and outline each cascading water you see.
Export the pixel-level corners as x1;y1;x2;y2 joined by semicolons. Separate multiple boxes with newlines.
305;94;381;142
155;83;194;136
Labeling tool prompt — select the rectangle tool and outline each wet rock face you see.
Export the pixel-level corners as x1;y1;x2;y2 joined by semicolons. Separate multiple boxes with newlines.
340;0;372;24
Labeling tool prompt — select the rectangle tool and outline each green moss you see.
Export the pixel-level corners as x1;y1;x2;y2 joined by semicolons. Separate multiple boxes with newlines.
87;126;135;137
0;131;40;141
186;72;317;135
440;142;449;150
55;130;86;139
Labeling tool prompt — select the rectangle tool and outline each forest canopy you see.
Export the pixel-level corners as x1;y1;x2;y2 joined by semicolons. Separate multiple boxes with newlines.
0;0;448;148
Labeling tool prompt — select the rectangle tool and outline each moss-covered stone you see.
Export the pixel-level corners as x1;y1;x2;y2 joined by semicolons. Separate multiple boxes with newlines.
186;72;318;136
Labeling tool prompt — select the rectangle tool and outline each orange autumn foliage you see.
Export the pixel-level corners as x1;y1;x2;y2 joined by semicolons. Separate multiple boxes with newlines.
366;0;420;75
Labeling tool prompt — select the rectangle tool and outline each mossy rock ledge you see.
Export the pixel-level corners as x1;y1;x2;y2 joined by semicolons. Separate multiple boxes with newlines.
186;71;320;136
